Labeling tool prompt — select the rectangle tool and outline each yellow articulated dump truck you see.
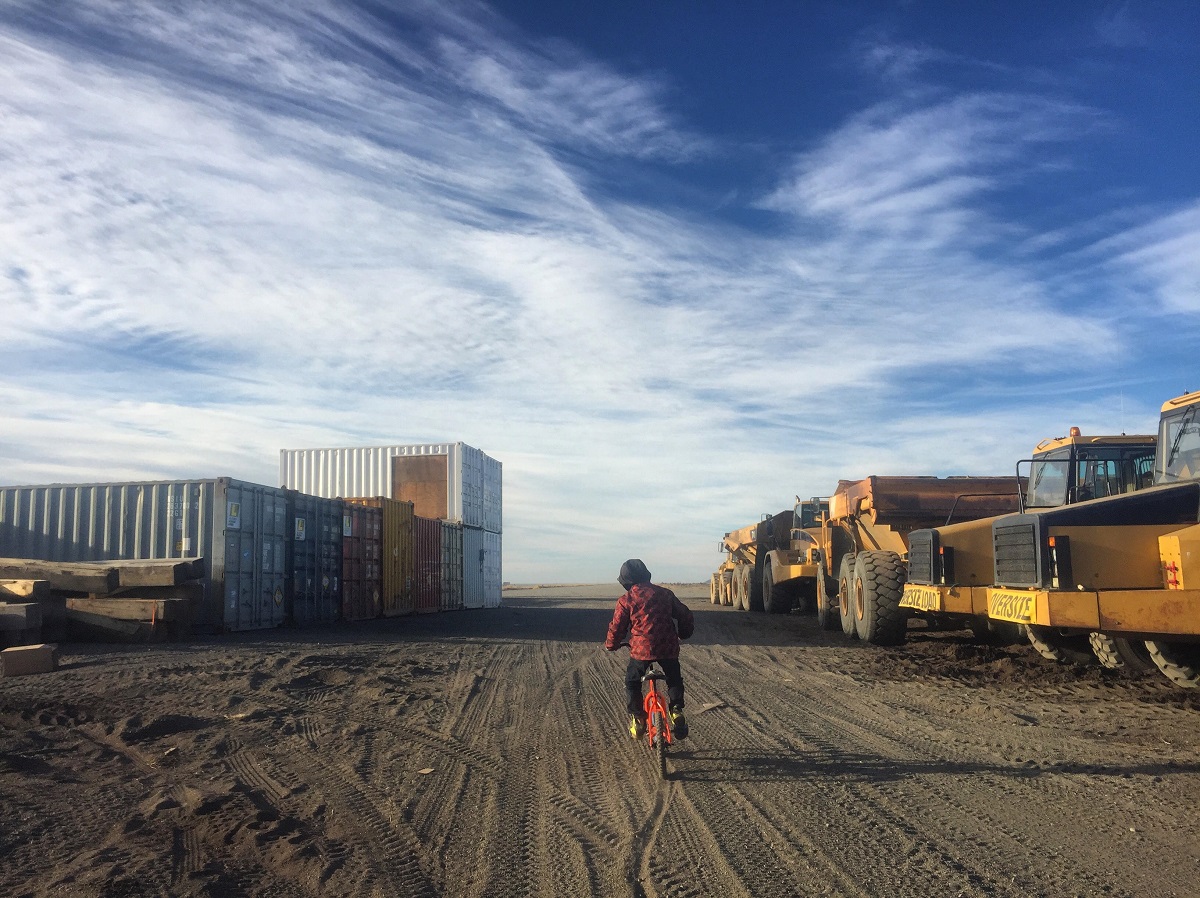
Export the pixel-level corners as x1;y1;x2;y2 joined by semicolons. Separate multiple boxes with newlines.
810;476;1021;644
901;431;1157;656
711;500;829;612
713;478;1021;641
985;391;1200;687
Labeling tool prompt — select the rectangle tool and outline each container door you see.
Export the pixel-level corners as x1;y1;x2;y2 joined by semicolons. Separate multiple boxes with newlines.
483;530;502;608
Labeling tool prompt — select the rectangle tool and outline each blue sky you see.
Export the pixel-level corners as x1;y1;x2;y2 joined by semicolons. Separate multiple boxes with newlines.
2;1;1199;583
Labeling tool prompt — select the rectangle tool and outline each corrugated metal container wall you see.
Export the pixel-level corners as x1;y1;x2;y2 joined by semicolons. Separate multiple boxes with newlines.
413;515;442;613
341;503;382;621
481;453;502;533
0;479;288;632
462;525;484;610
346;497;414;617
440;521;463;611
285;492;342;627
279;443;500;530
483;529;502;608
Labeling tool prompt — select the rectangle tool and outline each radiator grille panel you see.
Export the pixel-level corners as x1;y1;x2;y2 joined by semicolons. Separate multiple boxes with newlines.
906;530;936;584
993;520;1041;587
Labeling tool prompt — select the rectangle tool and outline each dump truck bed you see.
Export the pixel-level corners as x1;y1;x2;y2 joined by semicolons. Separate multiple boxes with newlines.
829;476;1021;530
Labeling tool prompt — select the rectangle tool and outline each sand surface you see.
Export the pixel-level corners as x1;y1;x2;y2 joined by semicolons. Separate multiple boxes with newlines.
3;585;1199;897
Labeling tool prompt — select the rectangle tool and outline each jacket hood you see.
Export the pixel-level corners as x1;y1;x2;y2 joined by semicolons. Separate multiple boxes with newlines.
618;558;652;590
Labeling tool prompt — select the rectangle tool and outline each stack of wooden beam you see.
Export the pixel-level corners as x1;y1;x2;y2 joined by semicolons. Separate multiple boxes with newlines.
0;558;205;644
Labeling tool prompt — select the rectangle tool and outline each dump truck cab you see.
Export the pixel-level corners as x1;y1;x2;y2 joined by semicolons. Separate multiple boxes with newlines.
757;498;830;614
985;392;1200;686
901;431;1156;638
1021;430;1156;509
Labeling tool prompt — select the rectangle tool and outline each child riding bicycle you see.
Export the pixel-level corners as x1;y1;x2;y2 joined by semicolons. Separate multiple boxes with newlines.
604;559;695;740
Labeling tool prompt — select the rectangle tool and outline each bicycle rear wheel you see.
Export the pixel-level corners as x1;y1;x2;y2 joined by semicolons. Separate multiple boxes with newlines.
651;711;667;779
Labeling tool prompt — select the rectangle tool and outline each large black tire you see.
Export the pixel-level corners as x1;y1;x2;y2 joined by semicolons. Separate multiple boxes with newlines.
734;565;750;611
747;562;765;613
1089;633;1156;674
852;551;908;646
816;562;840;631
709;573;721;605
838;555;858;638
762;565;796;614
1145;640;1200;688
1026;625;1098;665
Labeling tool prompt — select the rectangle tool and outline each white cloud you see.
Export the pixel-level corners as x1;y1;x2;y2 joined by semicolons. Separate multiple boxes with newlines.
0;1;1197;582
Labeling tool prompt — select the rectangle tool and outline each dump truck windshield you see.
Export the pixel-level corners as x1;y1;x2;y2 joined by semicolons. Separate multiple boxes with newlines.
1159;406;1200;482
1026;445;1156;507
1026;449;1070;508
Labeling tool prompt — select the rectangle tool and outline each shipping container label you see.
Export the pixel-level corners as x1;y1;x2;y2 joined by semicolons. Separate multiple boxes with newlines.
274;587;283;606
295;517;307;541
227;502;242;530
344;515;353;537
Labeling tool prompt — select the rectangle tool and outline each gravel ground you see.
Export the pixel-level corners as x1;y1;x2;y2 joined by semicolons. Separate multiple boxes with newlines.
2;583;1198;897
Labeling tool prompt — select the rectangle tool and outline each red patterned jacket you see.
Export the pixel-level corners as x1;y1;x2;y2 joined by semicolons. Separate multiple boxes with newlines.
605;583;694;660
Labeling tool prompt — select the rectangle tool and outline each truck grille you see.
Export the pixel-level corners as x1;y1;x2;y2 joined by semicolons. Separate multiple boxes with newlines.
906;529;936;584
993;519;1041;587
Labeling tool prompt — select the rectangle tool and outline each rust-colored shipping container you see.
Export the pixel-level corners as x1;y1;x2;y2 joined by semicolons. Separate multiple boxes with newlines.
345;497;415;616
342;503;382;621
413;515;442;613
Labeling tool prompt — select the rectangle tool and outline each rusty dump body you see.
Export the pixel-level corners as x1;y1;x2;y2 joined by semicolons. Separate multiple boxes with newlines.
828;475;1022;549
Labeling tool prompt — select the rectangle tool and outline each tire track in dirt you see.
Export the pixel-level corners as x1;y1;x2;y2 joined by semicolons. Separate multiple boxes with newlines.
685;640;1195;898
678;651;1035;897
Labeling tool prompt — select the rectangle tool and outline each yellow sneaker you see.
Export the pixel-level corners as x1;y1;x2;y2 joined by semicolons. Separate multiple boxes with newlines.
669;707;688;739
629;715;646;739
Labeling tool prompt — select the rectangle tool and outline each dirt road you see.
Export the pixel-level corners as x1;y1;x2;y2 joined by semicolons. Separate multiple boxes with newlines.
3;585;1199;897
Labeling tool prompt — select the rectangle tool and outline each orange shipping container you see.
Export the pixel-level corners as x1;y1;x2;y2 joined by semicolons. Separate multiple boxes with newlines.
346;497;414;616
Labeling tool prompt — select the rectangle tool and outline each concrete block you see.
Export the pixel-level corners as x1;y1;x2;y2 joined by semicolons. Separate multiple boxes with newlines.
0;643;59;677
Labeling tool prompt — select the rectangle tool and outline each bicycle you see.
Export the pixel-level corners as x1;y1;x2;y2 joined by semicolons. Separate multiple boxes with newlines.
639;661;674;779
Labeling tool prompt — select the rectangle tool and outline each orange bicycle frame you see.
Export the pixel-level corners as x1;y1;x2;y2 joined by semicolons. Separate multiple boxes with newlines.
642;670;673;747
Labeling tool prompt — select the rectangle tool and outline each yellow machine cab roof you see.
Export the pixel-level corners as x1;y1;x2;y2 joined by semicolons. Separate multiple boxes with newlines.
1033;428;1156;454
1161;390;1200;413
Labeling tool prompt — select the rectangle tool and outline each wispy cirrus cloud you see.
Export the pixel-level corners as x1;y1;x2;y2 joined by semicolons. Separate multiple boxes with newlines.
1;2;1197;580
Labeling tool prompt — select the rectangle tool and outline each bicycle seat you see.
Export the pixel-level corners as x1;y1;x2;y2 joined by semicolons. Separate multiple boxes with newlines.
642;666;666;683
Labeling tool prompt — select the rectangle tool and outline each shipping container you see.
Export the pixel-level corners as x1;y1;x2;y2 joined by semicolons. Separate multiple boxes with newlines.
279;443;501;531
0;479;288;632
463;526;503;610
346;497;414;616
284;492;342;627
413;515;442;613
482;529;502;608
481;453;502;533
441;520;463;612
462;525;485;610
342;503;382;621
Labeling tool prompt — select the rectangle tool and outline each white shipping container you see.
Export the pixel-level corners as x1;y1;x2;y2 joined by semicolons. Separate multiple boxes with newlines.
463;526;502;610
482;529;502;608
462;525;485;610
280;443;501;532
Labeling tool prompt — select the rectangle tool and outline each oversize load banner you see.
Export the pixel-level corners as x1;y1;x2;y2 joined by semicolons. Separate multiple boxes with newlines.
988;589;1037;624
899;585;941;612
